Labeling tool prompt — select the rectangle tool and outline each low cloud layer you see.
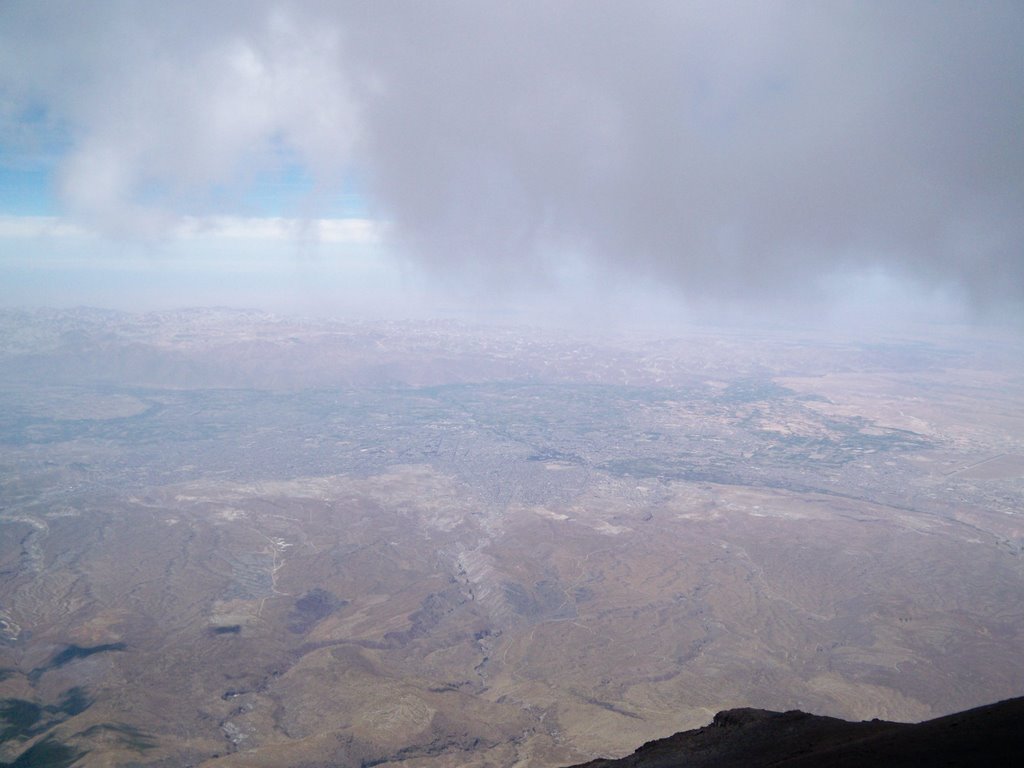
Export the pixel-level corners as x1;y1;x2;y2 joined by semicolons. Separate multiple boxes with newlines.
1;1;1021;316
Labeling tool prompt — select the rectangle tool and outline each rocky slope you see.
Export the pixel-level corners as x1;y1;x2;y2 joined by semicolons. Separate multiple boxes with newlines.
567;696;1024;767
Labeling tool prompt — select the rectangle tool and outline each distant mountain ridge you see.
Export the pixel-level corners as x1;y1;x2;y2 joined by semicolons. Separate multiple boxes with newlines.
566;696;1024;767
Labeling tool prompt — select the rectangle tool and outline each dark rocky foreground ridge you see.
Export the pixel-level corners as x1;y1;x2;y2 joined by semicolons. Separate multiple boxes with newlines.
566;697;1024;768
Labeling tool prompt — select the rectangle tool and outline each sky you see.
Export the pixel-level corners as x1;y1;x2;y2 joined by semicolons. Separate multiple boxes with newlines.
0;0;1021;329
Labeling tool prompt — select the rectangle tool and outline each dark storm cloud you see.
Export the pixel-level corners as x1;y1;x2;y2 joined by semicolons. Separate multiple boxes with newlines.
1;1;1021;310
338;0;1024;309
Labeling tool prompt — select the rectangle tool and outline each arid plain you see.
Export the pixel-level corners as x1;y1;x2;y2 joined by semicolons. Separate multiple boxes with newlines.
1;309;1021;767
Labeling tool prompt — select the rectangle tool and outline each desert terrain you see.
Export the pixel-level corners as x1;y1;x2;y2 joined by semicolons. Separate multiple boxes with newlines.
0;308;1021;767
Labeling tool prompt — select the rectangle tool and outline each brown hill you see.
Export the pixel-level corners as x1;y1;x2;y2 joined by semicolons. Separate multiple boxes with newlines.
567;697;1024;768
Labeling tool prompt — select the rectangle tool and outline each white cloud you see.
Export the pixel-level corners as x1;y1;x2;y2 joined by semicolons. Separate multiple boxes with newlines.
1;1;359;232
173;216;383;244
0;1;1021;320
0;213;383;246
0;215;91;239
